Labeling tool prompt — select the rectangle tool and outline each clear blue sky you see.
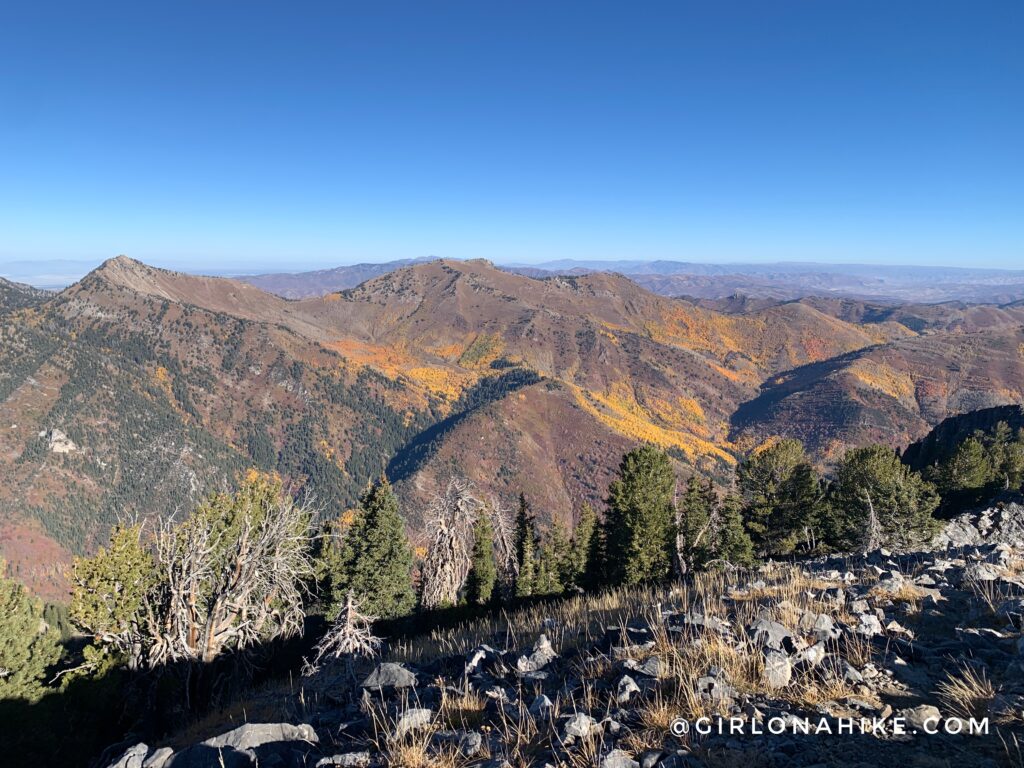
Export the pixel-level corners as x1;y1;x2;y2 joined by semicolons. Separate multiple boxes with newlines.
1;1;1021;271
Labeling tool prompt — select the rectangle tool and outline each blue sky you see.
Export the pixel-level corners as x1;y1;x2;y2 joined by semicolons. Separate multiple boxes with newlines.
1;1;1021;272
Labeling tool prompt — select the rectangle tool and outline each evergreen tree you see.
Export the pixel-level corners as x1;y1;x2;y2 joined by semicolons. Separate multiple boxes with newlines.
714;493;756;567
604;445;677;586
465;510;497;605
565;503;598;589
938;436;992;494
324;477;415;620
513;494;537;597
987;423;1024;490
0;564;62;702
737;438;821;557
534;521;569;595
776;462;827;554
828;445;940;551
676;477;714;572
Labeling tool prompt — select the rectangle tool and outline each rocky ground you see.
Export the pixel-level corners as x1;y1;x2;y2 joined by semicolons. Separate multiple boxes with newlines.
103;503;1024;768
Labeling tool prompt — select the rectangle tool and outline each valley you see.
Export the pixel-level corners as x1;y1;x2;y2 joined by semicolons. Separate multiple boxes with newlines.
2;257;1023;598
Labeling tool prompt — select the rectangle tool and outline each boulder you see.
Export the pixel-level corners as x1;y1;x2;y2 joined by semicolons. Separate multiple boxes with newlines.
601;750;640;768
516;634;558;673
105;744;149;768
616;675;641;704
361;663;417;690
561;713;601;742
394;708;433;738
316;755;371;768
762;651;792;690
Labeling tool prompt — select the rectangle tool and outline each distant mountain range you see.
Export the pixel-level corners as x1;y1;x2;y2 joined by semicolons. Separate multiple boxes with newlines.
8;256;1024;303
237;258;1024;303
2;256;1024;599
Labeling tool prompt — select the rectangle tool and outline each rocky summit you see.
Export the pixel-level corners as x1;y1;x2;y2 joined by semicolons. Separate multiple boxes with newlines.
99;507;1024;768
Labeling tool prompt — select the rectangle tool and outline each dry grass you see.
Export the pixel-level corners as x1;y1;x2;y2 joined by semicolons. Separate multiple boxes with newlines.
936;664;997;721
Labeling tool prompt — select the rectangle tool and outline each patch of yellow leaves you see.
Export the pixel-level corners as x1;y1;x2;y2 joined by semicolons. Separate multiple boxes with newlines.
568;383;734;463
847;360;915;401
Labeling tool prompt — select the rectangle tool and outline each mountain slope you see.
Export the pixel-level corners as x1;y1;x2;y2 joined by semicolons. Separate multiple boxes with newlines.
731;327;1024;457
5;256;1019;598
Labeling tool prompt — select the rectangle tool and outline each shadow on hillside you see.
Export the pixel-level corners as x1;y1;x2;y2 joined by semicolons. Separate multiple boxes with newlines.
0;622;322;768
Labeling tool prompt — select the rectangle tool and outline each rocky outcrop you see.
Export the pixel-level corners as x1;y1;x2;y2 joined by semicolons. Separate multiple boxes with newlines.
103;530;1024;768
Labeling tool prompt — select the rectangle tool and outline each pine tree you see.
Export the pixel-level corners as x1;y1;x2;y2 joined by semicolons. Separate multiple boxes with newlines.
714;493;756;567
465;510;498;605
737;438;822;557
939;436;992;494
325;477;415;620
676;477;714;572
0;564;62;702
534;521;569;595
986;422;1024;491
828;445;940;551
513;494;537;597
565;503;598;589
604;445;677;586
776;462;827;554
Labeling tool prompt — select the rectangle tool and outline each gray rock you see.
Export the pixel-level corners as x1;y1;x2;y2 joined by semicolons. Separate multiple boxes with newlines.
616;674;641;704
316;754;371;768
601;750;640;768
394;708;433;738
361;662;417;690
529;694;554;717
561;712;601;742
897;704;942;733
144;748;174;768
763;650;792;690
749;616;797;652
202;723;318;751
106;744;149;768
516;633;558;673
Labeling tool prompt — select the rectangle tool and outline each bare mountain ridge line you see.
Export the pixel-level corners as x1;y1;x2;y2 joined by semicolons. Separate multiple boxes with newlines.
232;256;1024;303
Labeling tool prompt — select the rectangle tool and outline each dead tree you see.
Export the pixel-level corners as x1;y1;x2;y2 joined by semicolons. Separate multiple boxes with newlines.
143;490;314;668
419;477;482;609
303;590;380;678
487;493;518;592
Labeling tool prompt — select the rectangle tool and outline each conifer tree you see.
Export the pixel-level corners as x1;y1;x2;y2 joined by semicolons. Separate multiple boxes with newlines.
604;445;677;586
565;503;598;589
938;436;992;494
986;422;1024;490
828;445;940;551
513;494;537;597
0;564;62;702
676;476;714;572
714;494;756;567
465;510;498;605
534;521;569;595
325;477;415;620
737;438;822;557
